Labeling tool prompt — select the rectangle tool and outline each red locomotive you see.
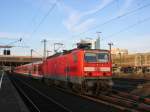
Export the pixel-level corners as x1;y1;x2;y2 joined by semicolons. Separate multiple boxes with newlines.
14;43;113;93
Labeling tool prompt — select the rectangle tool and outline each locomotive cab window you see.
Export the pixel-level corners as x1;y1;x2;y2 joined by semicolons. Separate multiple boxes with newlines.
85;53;97;62
97;53;109;62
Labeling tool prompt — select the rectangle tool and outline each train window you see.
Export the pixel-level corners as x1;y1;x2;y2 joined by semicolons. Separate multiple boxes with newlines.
97;53;109;62
34;66;36;71
85;53;97;62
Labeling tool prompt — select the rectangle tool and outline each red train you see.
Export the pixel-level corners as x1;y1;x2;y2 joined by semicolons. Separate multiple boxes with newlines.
14;61;43;79
14;45;113;93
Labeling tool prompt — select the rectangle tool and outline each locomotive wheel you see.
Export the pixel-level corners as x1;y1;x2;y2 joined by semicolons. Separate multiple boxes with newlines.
93;79;112;95
44;78;54;86
95;81;101;95
99;80;112;93
72;84;81;93
66;82;73;89
81;80;88;94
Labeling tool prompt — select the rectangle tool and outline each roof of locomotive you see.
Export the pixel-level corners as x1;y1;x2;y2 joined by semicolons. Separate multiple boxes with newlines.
47;48;110;59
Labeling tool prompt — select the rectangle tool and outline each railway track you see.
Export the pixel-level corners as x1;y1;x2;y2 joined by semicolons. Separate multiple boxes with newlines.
10;76;72;112
113;78;149;86
112;78;150;92
53;78;150;112
9;74;120;112
56;86;150;112
9;74;150;112
112;90;150;105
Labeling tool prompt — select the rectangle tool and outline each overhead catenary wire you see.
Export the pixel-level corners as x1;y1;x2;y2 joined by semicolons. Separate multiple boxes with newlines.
104;16;150;39
19;0;60;57
29;0;60;38
72;2;150;37
6;38;22;46
20;39;43;57
32;49;43;57
22;0;45;38
18;0;60;57
4;38;43;57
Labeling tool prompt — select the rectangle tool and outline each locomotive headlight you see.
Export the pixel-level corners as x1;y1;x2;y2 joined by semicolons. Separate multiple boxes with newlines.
100;67;110;72
84;67;96;71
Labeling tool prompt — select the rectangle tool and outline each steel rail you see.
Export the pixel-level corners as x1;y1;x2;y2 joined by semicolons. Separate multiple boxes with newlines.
11;77;41;112
112;90;150;105
11;76;73;112
11;74;150;112
0;70;4;89
55;86;140;112
54;84;150;112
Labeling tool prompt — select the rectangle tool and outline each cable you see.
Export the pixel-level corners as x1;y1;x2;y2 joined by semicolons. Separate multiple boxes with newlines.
32;49;43;57
19;0;60;57
22;0;45;38
104;16;150;38
20;40;43;57
72;2;150;37
29;0;44;26
18;0;60;57
29;0;60;38
0;37;18;45
6;38;22;46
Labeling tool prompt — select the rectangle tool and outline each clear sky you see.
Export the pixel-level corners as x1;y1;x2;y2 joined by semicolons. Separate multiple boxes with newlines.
0;0;150;56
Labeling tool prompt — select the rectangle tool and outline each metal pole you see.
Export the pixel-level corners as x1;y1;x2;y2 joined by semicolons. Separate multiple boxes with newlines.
108;42;113;60
119;52;121;67
41;39;47;60
31;49;33;74
54;43;56;53
31;49;33;62
96;32;101;49
44;39;46;59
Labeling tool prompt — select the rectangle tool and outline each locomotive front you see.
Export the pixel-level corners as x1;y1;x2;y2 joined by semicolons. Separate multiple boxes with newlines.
81;50;113;94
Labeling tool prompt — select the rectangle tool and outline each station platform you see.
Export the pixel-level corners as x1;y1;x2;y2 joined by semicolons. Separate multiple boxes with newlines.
0;71;29;112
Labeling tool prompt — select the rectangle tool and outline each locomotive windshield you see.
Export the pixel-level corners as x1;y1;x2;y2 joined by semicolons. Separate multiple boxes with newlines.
85;53;97;62
85;52;109;62
97;53;109;62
